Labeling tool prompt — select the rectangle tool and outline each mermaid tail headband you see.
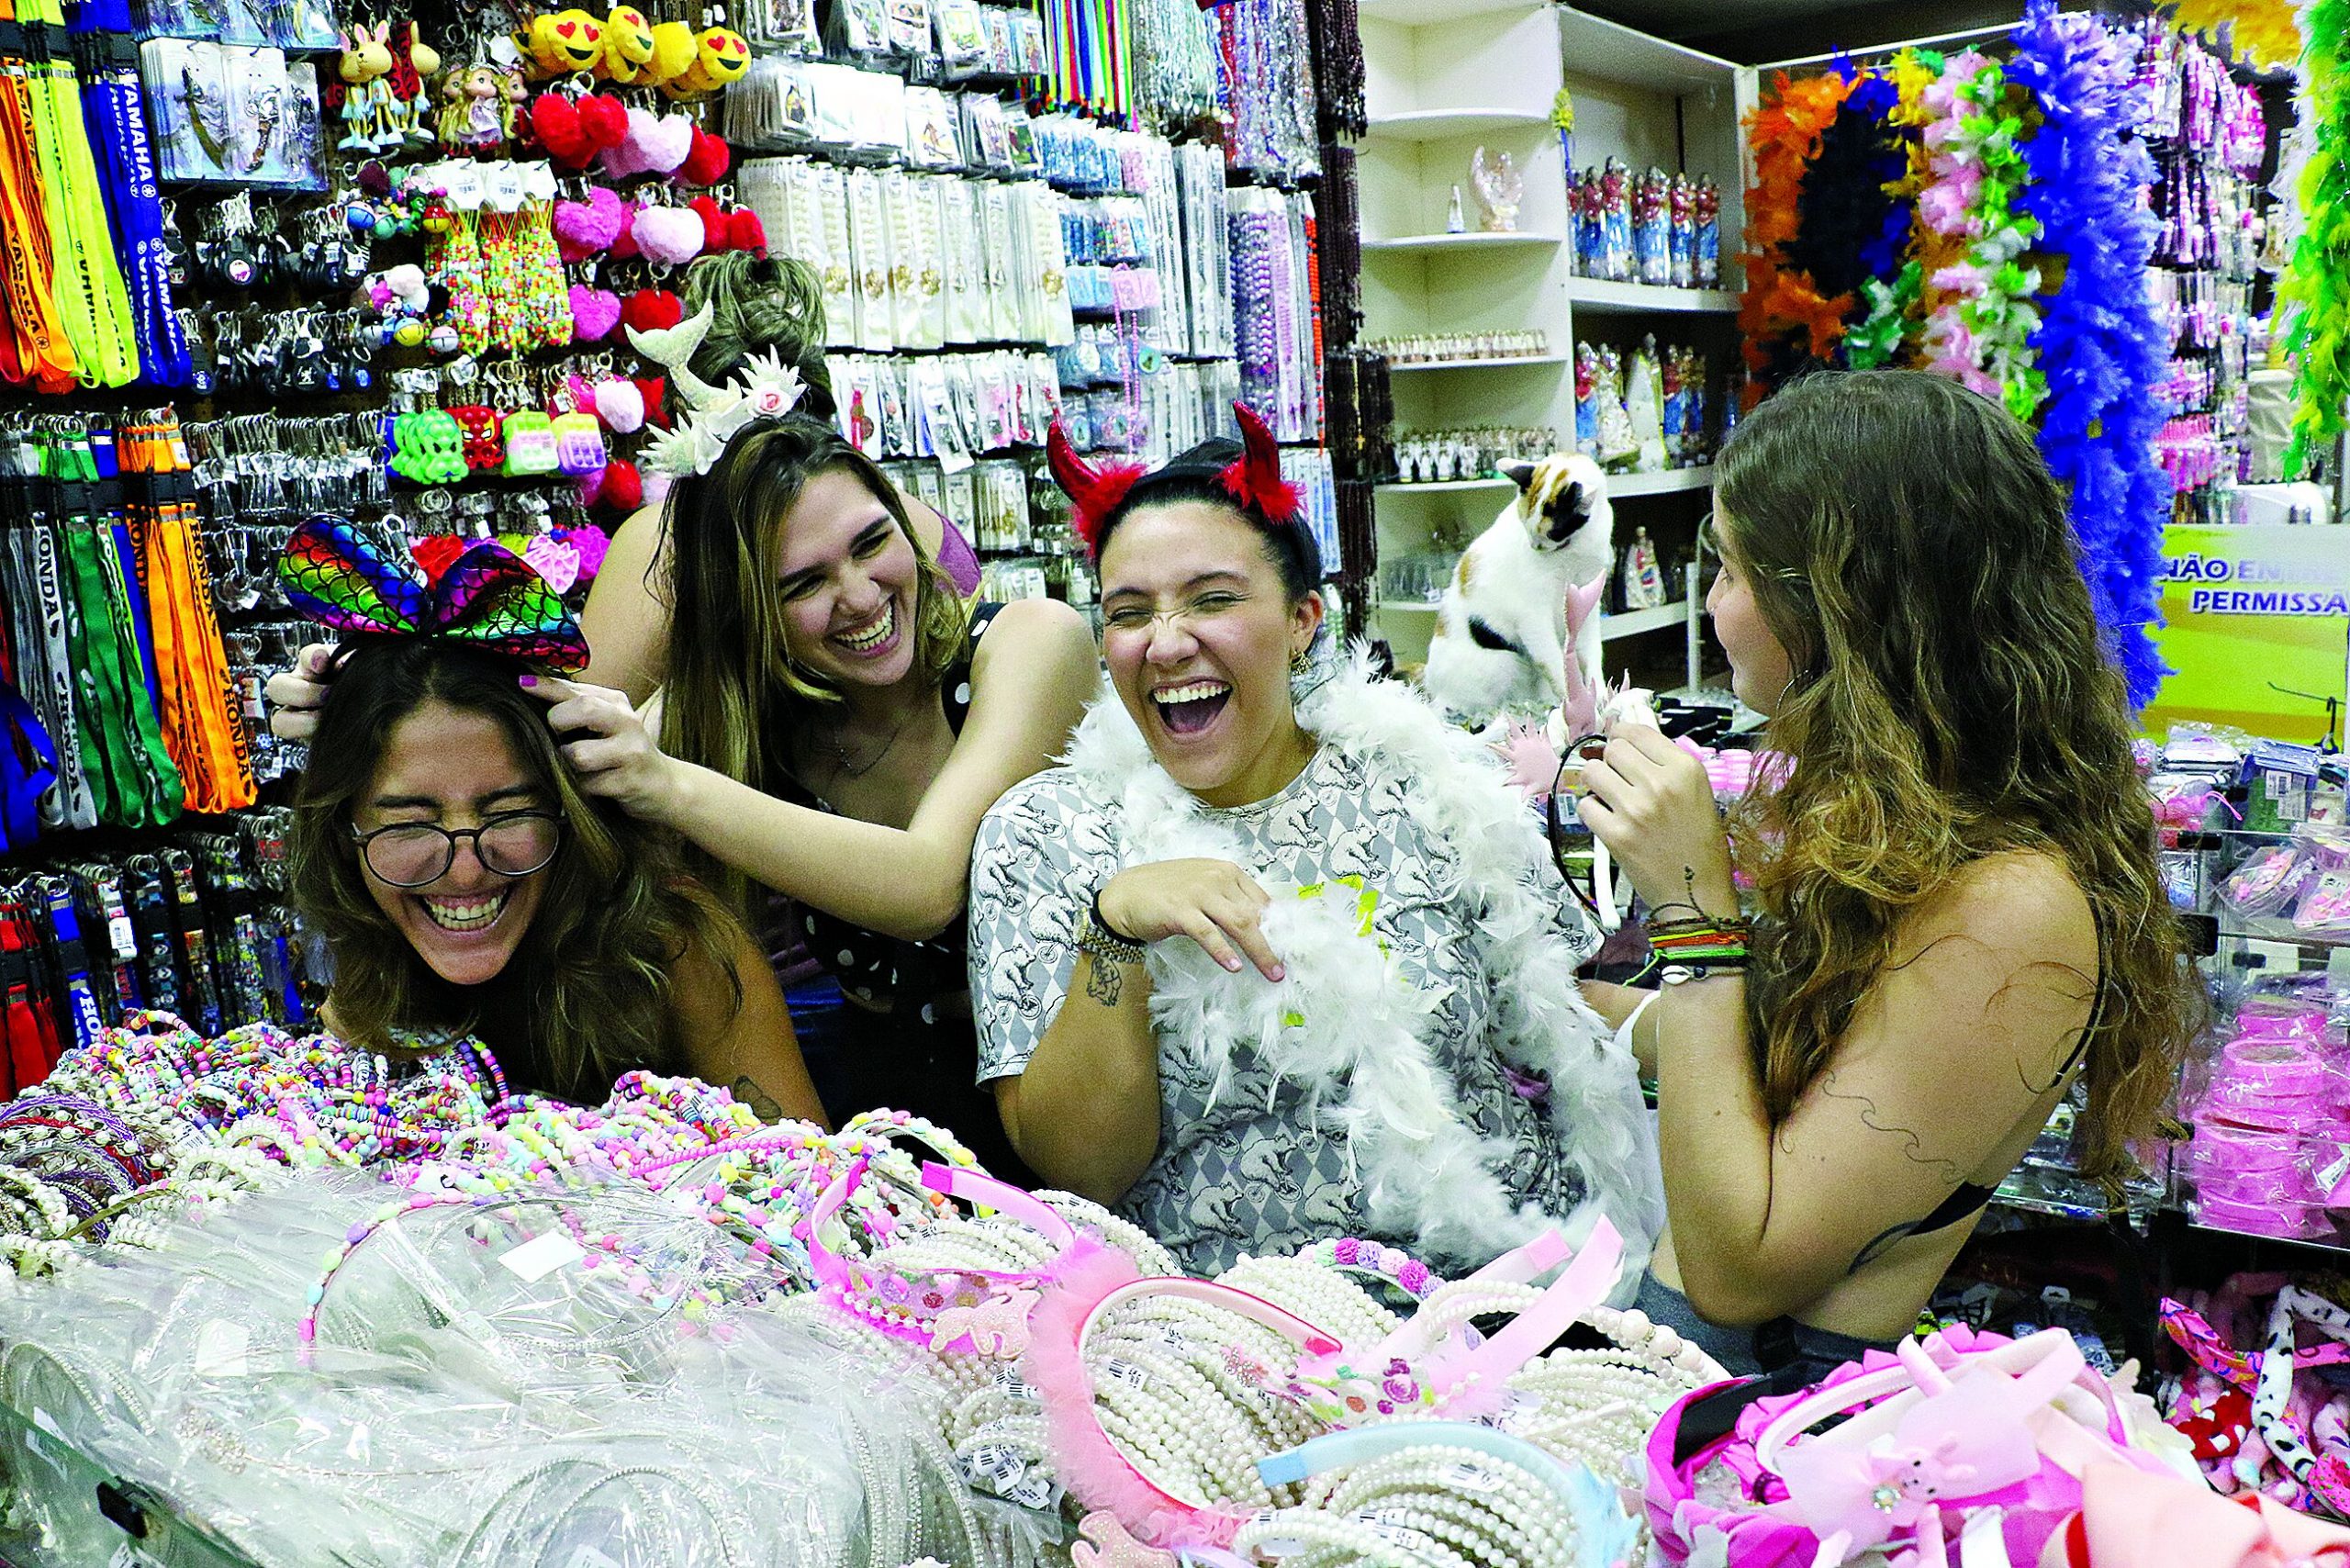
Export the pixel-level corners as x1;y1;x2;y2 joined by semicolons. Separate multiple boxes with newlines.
277;515;590;674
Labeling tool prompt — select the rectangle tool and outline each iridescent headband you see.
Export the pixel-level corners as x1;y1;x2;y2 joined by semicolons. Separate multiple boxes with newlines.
1046;401;1302;558
276;516;589;674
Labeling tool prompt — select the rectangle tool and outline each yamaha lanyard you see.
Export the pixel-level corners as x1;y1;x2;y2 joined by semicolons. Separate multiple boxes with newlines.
66;23;185;385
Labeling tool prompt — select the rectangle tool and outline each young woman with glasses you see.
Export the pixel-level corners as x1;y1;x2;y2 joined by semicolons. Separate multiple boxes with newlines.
287;636;827;1121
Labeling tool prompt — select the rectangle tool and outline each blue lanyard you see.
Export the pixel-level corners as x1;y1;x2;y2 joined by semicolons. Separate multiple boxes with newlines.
39;878;101;1050
0;682;53;851
68;24;188;386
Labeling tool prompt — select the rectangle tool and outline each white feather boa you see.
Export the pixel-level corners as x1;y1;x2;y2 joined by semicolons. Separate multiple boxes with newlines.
1062;647;1664;1286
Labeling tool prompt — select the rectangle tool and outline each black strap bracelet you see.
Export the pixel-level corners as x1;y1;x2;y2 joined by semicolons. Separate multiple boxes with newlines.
1090;889;1145;946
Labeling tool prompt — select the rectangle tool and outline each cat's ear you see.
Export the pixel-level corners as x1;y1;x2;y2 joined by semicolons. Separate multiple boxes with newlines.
1501;460;1539;492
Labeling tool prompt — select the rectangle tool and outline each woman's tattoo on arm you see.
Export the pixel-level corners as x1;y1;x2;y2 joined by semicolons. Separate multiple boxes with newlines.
1083;954;1124;1007
732;1075;783;1123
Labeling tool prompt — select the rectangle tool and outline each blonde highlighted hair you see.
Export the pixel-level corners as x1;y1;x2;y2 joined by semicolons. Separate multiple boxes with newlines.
1716;369;2197;1186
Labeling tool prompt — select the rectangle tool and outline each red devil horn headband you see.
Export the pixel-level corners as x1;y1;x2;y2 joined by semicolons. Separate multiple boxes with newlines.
1046;421;1147;556
1219;402;1300;525
1046;403;1301;560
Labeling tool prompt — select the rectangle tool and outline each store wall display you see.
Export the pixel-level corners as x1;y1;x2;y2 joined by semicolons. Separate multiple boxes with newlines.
1737;3;2264;709
1569;161;1721;290
1576;338;1715;475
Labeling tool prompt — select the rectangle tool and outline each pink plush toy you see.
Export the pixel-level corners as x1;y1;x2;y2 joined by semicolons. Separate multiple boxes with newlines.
591;375;645;432
568;285;622;342
554;185;627;263
604;106;691;178
632;205;705;268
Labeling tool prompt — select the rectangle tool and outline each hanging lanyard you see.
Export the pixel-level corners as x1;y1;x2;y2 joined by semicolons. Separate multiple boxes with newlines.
75;865;137;1020
16;0;136;386
0;679;54;851
164;851;222;1035
37;873;99;1050
124;855;181;1018
69;27;185;385
0;22;73;387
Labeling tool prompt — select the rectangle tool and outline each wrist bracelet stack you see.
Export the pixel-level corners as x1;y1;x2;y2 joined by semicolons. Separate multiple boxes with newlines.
1078;890;1147;967
1645;914;1751;985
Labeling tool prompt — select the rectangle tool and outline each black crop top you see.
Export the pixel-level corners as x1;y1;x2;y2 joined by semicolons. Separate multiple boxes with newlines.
779;601;1004;1014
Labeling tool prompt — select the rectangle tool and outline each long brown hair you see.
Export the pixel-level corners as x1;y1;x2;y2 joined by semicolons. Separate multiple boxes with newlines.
1716;369;2196;1184
291;640;742;1102
655;416;966;913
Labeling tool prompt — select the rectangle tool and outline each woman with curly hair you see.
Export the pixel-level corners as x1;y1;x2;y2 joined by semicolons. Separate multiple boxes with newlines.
291;633;825;1122
1579;368;2196;1378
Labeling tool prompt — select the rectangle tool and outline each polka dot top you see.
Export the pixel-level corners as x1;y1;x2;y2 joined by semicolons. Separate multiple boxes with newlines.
781;601;1004;1015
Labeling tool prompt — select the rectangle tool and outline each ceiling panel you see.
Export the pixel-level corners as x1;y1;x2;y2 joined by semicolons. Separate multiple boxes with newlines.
1580;0;1848;39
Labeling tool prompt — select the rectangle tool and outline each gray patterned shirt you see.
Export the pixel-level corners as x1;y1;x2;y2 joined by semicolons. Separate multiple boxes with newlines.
967;742;1603;1275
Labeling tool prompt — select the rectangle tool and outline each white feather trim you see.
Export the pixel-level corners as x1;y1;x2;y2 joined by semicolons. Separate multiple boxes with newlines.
1060;645;1664;1285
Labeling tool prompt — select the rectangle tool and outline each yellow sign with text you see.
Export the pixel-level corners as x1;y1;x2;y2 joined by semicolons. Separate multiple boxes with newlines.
2143;524;2349;747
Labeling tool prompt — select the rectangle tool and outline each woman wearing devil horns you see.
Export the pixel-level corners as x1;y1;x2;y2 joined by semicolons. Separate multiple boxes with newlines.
278;520;825;1122
965;407;1661;1277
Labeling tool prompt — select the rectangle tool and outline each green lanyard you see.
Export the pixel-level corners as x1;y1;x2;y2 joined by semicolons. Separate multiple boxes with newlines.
46;435;178;826
17;2;135;386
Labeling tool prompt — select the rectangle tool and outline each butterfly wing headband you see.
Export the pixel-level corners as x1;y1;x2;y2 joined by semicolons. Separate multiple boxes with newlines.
626;301;808;477
278;516;590;674
1048;401;1300;558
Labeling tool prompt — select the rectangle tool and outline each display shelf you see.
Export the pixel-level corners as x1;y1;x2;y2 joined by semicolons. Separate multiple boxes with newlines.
1387;354;1571;373
1376;477;1516;494
1379;599;1443;613
1366;108;1553;142
1363;231;1564;254
2214;914;2350;950
1565;277;1742;316
1606;467;1714;498
1600;601;1689;641
1557;5;1740;95
2188;1220;2350;1258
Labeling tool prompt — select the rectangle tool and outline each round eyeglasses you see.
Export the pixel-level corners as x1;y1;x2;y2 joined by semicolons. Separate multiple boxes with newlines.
352;811;566;889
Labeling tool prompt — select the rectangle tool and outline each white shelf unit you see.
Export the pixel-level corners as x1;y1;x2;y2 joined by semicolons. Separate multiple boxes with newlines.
1363;3;1742;686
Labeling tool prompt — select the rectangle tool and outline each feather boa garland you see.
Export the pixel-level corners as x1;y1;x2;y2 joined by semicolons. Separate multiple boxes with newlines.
2282;0;2350;476
2169;0;2300;71
2008;0;2172;707
1919;52;2049;420
1740;70;1858;397
1059;648;1663;1286
1785;73;1913;307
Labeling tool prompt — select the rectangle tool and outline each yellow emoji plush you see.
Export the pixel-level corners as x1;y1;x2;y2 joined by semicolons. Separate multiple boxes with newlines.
677;25;749;92
527;8;602;75
597;5;655;81
642;18;698;84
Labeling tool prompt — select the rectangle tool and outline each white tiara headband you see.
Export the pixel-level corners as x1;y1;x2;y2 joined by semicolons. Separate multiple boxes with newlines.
625;302;809;479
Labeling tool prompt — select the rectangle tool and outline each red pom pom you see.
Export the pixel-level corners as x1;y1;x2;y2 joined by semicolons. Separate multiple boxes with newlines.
577;93;630;151
595;459;643;514
678;127;731;187
530;94;593;170
609;211;641;262
688;194;728;252
622;289;683;334
410;533;467;583
633;376;669;429
726;209;767;256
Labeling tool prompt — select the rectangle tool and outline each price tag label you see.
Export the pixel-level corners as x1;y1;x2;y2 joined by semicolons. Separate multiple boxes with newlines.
990;1364;1036;1401
1101;1358;1148;1391
1441;1460;1498;1492
1004;1472;1060;1511
498;1230;587;1283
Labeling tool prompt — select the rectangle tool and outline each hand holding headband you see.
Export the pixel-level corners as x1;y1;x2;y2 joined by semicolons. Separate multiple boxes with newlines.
277;516;590;673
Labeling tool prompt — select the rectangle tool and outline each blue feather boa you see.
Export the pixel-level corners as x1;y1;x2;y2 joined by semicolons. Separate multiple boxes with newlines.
2007;1;2172;709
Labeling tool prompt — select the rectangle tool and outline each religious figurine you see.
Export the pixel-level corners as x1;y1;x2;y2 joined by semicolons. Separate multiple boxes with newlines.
1472;146;1522;233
